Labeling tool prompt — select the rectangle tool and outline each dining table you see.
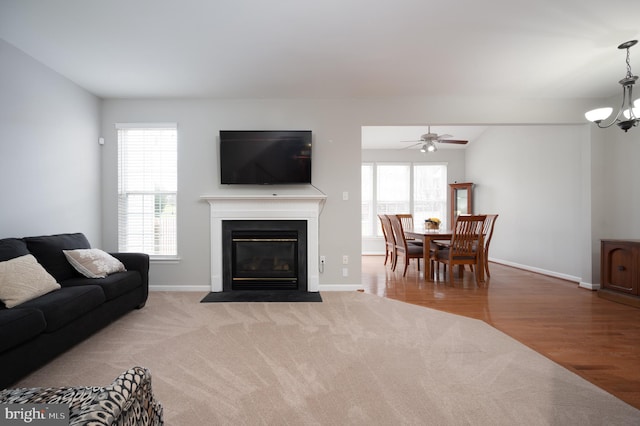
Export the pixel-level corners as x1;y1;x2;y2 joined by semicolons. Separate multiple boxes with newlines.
404;228;485;282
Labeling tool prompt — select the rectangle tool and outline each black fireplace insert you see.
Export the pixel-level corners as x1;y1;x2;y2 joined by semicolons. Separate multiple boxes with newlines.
222;220;307;292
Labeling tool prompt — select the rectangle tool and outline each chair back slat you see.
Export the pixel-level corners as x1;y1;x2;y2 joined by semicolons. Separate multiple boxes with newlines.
450;215;486;257
396;214;414;232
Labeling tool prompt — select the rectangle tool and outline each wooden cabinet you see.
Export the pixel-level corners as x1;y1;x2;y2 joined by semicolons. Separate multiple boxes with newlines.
600;239;640;308
449;182;473;228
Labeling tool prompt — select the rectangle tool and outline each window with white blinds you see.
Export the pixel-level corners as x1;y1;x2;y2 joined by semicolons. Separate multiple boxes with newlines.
361;162;447;237
117;123;177;257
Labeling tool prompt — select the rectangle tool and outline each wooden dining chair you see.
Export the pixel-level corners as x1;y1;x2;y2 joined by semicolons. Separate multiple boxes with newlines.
389;214;423;276
378;214;396;267
432;214;486;283
396;213;422;245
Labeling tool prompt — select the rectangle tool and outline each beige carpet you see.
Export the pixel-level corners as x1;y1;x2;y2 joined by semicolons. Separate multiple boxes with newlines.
15;291;640;425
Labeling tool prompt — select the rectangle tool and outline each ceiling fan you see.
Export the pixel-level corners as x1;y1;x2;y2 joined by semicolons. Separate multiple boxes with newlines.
400;126;468;152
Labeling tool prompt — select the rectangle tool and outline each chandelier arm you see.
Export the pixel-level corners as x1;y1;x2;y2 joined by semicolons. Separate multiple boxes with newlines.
627;85;637;120
594;85;631;128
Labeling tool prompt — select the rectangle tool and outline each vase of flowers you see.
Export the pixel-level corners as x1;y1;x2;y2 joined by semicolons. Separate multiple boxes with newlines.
425;218;441;230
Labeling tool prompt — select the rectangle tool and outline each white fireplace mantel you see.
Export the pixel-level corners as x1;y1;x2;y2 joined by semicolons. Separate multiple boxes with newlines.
201;194;326;292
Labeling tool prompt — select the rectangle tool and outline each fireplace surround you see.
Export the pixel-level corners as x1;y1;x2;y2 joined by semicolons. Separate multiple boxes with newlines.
202;194;326;293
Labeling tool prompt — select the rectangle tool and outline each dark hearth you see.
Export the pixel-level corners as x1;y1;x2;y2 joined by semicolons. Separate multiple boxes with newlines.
222;220;307;292
200;290;322;303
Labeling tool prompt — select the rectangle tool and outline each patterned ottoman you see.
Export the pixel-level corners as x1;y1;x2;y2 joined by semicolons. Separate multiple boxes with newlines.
0;366;163;425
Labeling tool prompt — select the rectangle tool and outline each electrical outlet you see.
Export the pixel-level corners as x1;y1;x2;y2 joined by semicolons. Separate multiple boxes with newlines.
342;267;349;277
342;255;349;265
342;191;349;201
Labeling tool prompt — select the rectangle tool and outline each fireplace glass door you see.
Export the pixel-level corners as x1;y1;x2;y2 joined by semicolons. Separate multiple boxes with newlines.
232;231;298;286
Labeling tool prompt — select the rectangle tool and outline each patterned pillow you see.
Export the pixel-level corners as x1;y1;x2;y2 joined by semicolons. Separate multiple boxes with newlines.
63;249;126;279
0;254;61;308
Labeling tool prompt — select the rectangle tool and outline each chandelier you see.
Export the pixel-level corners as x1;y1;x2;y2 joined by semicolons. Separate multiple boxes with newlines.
585;40;639;132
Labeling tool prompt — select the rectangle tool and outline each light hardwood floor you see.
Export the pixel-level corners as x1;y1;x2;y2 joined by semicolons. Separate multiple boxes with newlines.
361;255;640;410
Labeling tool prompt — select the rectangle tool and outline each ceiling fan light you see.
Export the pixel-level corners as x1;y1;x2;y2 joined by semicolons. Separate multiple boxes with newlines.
420;144;427;153
585;107;613;123
426;141;437;152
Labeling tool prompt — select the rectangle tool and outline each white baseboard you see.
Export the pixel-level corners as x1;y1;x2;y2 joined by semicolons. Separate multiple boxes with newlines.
150;259;584;293
490;258;581;283
149;285;210;292
318;284;364;292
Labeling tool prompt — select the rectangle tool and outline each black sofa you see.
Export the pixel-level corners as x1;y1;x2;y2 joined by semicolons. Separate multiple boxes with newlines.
0;233;149;389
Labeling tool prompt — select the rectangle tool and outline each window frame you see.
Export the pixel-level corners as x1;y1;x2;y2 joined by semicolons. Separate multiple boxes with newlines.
116;122;179;259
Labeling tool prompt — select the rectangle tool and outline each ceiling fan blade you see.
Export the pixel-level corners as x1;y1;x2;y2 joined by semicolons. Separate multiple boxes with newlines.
438;139;468;145
436;134;453;140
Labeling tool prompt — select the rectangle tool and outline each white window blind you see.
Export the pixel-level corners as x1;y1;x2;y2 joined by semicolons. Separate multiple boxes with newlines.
361;162;447;236
413;164;447;228
117;123;177;257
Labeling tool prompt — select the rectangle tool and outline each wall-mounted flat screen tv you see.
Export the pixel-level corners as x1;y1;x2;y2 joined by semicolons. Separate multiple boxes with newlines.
220;130;312;185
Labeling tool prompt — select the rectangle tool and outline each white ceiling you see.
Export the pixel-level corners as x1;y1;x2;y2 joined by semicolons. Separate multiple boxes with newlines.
1;0;639;148
362;125;489;150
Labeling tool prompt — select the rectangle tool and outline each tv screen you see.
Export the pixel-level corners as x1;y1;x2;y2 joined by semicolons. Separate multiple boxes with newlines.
220;130;312;185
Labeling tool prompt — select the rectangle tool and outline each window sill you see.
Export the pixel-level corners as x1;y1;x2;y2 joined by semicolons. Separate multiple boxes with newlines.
150;256;181;264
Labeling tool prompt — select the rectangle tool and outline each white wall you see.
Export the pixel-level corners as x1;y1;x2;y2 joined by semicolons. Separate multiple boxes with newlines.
463;123;639;286
465;125;586;281
0;39;101;243
100;99;363;289
602;129;640;236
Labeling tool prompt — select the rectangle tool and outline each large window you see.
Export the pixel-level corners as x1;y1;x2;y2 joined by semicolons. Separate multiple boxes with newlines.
362;163;447;237
413;164;447;226
117;123;178;257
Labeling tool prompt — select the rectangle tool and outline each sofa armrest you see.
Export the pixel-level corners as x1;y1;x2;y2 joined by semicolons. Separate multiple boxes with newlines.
0;366;163;426
110;252;149;306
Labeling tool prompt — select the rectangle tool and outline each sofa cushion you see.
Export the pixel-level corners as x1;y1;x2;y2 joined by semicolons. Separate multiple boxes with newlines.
63;271;141;301
18;286;105;332
24;233;91;282
0;238;30;262
63;248;126;278
0;308;47;353
0;254;61;308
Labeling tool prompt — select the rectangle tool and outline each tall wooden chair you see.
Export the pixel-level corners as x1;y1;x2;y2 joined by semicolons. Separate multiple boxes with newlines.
378;214;396;267
389;214;423;276
432;214;486;283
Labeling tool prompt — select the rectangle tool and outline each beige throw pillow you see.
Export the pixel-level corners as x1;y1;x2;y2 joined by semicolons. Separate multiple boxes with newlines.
0;254;61;308
63;248;126;279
